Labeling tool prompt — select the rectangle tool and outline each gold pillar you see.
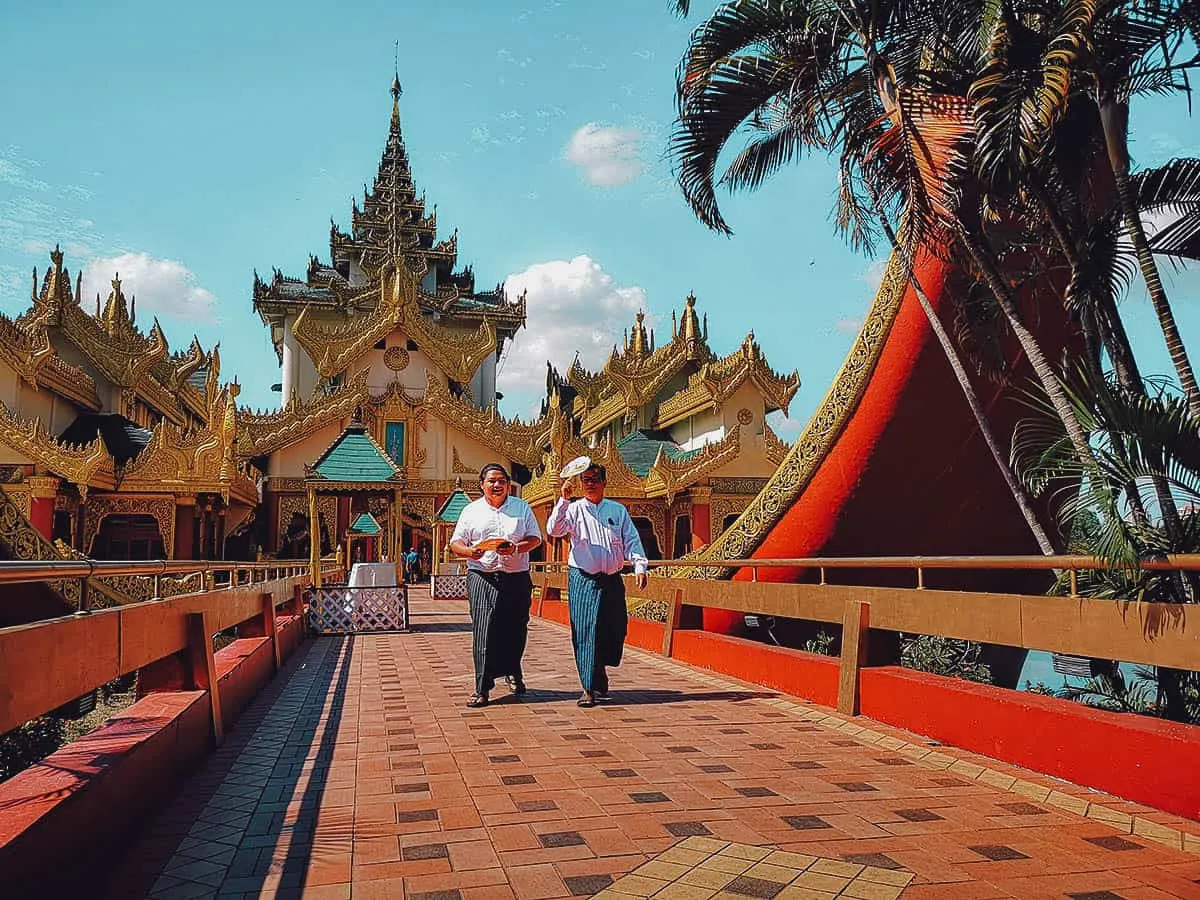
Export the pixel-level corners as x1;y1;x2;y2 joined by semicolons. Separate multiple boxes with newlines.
307;488;321;588
392;488;403;564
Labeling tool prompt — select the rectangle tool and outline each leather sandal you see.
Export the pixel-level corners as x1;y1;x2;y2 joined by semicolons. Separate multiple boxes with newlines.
466;693;489;708
506;676;527;695
577;692;595;708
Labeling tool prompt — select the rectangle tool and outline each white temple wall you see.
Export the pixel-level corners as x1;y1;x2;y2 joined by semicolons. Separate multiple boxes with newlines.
268;420;344;478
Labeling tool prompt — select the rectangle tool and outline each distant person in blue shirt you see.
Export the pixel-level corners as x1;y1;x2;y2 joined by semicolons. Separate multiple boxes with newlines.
405;548;419;583
547;462;648;707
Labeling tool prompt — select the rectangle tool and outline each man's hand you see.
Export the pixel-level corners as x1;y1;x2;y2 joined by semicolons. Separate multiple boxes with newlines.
495;540;516;557
635;572;648;590
560;480;573;501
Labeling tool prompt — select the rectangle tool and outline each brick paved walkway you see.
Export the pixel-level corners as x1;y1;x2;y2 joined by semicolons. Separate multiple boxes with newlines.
105;590;1200;899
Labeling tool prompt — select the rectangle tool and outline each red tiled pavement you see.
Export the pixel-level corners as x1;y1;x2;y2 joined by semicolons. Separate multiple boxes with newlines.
102;589;1200;899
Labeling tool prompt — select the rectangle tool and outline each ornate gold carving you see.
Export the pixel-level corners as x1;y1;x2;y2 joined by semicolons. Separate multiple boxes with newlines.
654;333;799;429
7;487;31;520
451;446;476;475
625;500;667;557
425;371;548;468
0;401;115;488
0;485;81;607
644;426;742;503
364;379;427;471
22;249;189;423
710;495;753;541
120;383;256;505
167;336;207;392
763;423;790;468
276;493;336;553
384;345;410;371
688;484;713;505
404;494;436;524
709;476;770;495
681;252;910;577
238;368;369;458
292;263;497;383
83;494;176;561
25;475;61;500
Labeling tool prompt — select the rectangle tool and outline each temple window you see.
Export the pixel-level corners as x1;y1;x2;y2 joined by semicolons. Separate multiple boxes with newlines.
93;514;165;560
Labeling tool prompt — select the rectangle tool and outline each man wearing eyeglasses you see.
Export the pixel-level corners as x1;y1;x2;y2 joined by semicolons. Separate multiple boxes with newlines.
547;462;649;707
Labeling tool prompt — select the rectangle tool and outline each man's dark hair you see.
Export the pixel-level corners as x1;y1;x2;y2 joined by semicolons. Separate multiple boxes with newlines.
479;463;510;484
583;462;607;481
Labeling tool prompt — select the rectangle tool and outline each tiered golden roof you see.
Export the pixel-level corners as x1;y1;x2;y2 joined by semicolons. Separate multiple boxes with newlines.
235;369;371;458
291;261;501;384
16;247;216;427
567;293;798;438
253;76;525;345
422;371;550;467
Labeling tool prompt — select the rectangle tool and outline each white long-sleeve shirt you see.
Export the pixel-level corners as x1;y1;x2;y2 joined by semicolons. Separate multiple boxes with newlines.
450;495;541;573
546;497;648;576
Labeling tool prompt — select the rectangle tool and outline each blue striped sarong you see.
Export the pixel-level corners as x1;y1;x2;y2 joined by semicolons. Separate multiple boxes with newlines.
567;567;628;693
467;570;532;696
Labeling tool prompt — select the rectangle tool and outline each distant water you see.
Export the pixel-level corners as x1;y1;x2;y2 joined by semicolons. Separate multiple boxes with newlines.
1017;650;1149;694
1018;650;1065;690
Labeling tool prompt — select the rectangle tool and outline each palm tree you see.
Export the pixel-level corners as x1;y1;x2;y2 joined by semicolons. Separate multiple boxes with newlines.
1012;365;1200;720
668;0;1089;544
967;0;1200;417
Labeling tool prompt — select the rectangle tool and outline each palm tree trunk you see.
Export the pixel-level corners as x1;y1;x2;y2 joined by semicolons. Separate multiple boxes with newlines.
875;211;1058;555
1098;99;1200;421
1031;187;1178;534
956;228;1101;472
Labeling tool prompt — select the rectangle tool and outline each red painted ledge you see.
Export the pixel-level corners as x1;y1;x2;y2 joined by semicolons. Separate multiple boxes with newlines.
860;665;1200;820
669;630;839;708
0;610;308;894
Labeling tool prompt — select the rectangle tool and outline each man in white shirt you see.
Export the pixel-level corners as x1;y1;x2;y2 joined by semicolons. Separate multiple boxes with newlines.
449;464;543;708
546;462;648;707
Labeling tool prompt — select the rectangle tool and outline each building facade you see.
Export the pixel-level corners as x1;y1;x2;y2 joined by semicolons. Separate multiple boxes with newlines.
0;75;798;591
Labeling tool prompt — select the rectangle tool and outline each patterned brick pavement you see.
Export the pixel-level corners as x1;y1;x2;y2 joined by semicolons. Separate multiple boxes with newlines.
104;590;1200;899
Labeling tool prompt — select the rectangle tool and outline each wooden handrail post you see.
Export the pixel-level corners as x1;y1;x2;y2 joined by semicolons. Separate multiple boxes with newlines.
837;599;871;716
661;588;684;657
187;611;224;746
261;592;280;673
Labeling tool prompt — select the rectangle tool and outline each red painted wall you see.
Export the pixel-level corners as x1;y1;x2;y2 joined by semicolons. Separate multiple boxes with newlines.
0;604;308;895
860;666;1200;820
670;630;839;707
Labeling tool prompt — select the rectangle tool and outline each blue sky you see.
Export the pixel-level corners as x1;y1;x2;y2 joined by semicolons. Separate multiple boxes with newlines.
1;0;1197;435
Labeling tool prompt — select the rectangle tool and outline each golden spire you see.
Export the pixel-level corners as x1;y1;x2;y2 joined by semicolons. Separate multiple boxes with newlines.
629;310;649;357
679;292;701;344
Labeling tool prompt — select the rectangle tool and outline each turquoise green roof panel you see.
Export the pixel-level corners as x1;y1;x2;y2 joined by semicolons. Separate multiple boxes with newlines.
310;422;402;483
348;512;382;535
435;490;471;524
615;430;701;477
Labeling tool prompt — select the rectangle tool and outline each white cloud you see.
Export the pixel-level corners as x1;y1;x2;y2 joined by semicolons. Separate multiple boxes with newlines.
863;258;888;291
498;255;648;412
81;252;217;323
834;317;864;335
767;410;805;442
565;123;644;187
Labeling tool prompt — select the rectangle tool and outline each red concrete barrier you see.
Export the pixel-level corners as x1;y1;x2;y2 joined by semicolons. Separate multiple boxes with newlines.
669;630;839;707
0;691;209;893
626;618;665;652
860;666;1200;820
0;605;308;894
215;637;274;732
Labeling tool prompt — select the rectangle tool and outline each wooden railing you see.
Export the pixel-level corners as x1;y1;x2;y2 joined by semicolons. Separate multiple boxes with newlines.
530;555;1200;716
0;560;320;741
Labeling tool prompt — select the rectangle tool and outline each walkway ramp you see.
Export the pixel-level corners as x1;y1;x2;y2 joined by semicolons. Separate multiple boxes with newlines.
103;589;1200;899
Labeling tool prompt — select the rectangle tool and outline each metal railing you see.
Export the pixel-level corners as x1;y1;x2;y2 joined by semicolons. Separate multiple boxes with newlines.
531;554;1200;592
0;559;314;611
